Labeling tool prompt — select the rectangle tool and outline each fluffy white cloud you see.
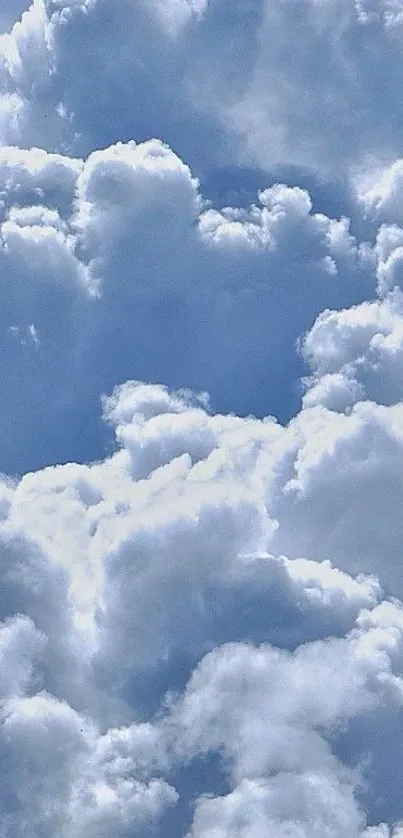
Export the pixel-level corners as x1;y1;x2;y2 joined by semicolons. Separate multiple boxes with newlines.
267;399;403;592
9;380;380;685
299;156;403;407
146;0;208;37
6;0;403;182
166;614;403;836
0;136;371;475
358;158;403;227
300;292;403;407
4;375;403;834
0;690;177;838
0;615;45;699
198;0;403;177
187;777;367;838
0;0;217;161
6;5;403;835
0;2;30;35
0;144;92;322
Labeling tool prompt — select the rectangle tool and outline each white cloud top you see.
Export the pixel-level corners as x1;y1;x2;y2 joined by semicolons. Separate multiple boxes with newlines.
1;374;403;835
3;1;403;837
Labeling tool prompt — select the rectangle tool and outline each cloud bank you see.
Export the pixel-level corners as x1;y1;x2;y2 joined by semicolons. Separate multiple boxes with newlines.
2;2;403;837
4;0;403;178
0;136;373;473
4;374;403;836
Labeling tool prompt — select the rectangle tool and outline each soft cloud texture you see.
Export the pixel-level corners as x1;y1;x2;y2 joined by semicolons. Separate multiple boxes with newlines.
3;1;403;837
6;0;403;181
0;136;373;473
3;380;403;835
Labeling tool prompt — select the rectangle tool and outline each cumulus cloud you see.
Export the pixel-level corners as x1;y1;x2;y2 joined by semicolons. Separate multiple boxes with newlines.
8;381;381;686
0;136;372;474
3;378;403;834
0;0;224;170
0;614;45;699
0;688;178;838
298;160;403;411
6;0;403;183
196;0;403;178
266;399;403;592
6;3;403;836
0;1;29;34
300;291;403;409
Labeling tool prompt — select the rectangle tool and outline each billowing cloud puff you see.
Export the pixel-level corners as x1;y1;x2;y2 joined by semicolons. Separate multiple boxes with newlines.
6;4;403;835
299;159;403;411
268;400;403;594
146;0;208;37
0;689;178;837
6;0;403;181
4;377;403;834
301;291;403;408
358;158;403;228
216;0;403;176
8;380;381;683
0;136;372;474
0;0;220;165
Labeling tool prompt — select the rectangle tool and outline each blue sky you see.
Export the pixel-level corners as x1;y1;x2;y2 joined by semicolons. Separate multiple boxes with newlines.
3;2;403;837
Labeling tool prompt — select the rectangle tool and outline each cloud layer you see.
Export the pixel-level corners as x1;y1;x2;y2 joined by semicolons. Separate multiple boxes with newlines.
0;136;373;473
3;2;403;837
5;0;403;179
4;376;403;836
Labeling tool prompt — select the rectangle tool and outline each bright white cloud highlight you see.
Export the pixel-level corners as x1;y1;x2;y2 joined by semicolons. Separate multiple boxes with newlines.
4;3;403;836
3;375;403;834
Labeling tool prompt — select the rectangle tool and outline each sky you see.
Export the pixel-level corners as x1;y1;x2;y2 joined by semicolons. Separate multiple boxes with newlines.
4;1;403;836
